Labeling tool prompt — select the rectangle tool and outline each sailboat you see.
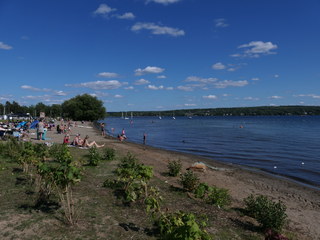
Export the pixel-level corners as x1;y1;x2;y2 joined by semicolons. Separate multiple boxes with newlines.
172;111;176;120
124;112;129;120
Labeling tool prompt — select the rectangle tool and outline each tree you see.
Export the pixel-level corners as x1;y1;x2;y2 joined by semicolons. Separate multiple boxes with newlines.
61;94;106;121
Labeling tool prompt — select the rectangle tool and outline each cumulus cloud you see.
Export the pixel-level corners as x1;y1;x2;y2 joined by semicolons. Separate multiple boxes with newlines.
114;94;123;98
93;4;116;15
269;95;282;99
97;72;120;78
203;95;217;99
185;76;218;84
214;18;229;28
0;42;13;50
65;80;122;90
157;75;167;79
251;77;260;81
21;85;51;92
134;79;150;85
135;66;165;76
184;103;197;107
212;62;226;70
146;0;181;5
244;96;259;101
116;12;135;20
214;80;248;88
233;41;278;58
131;22;185;37
54;91;67;96
146;85;164;90
177;85;194;91
124;86;134;90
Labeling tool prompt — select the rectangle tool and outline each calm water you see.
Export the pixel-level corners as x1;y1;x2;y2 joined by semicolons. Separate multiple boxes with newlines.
102;116;320;189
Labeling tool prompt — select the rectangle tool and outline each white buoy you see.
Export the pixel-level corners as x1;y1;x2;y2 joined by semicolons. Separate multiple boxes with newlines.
301;162;305;165
274;166;277;169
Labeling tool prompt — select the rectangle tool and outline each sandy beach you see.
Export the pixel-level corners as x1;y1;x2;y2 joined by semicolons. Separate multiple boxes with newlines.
30;121;320;239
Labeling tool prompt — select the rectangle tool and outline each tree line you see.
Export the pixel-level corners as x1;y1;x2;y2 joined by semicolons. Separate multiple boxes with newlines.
0;94;106;121
108;105;320;117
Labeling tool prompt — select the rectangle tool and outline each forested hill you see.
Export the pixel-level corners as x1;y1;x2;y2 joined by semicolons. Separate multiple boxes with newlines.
107;106;320;117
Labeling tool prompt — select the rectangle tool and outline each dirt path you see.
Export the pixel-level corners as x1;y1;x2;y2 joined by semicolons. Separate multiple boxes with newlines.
32;121;320;239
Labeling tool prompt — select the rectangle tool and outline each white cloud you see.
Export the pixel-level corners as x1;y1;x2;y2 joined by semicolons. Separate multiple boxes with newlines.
114;94;123;98
274;74;280;78
134;79;150;85
0;42;13;50
294;94;320;99
185;76;218;83
97;72;120;78
94;4;116;15
135;66;165;76
157;75;167;79
184;103;197;107
203;95;217;100
65;80;122;90
214;18;229;28
117;12;135;20
21;85;51;92
269;95;282;99
212;62;226;70
54;91;67;96
146;85;164;90
177;85;194;91
244;96;259;101
124;86;134;90
233;41;278;58
146;0;180;5
214;80;248;88
251;77;260;81
131;22;185;37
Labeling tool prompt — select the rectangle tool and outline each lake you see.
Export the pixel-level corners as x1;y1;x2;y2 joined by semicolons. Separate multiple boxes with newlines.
102;115;320;189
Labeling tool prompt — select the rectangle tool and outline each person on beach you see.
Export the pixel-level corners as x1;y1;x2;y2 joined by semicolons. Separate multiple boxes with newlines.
63;134;70;144
100;123;106;136
37;119;45;140
72;134;83;146
82;135;105;148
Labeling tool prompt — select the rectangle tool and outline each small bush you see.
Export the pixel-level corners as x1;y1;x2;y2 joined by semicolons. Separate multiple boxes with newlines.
102;148;115;161
244;194;287;232
167;159;182;176
180;170;200;192
88;146;101;166
205;186;231;208
194;183;210;199
156;211;211;240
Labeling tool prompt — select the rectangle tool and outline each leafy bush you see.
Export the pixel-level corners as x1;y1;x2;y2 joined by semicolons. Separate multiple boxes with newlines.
156;211;211;240
88;146;101;166
205;186;231;208
104;153;153;203
167;159;182;177
244;194;287;232
180;170;199;192
102;147;115;161
194;183;210;199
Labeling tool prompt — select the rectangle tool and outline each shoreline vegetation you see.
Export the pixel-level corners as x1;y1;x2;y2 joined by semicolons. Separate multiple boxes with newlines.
1;120;319;239
107;106;320;117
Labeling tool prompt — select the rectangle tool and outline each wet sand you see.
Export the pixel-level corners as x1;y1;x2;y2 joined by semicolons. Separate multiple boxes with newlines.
30;121;320;239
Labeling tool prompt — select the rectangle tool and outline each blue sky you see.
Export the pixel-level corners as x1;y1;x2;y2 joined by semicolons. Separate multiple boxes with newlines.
1;0;320;112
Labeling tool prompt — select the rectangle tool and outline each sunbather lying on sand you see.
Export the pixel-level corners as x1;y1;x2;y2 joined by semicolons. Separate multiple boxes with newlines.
82;135;105;148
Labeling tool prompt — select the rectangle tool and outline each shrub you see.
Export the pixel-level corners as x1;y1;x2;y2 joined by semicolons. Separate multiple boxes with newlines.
167;159;182;177
194;183;210;199
156;211;211;240
102;147;115;161
205;186;231;208
244;194;287;232
88;146;102;166
180;170;200;192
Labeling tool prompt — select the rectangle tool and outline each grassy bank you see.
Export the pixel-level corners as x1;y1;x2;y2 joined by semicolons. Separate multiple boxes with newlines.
0;138;299;240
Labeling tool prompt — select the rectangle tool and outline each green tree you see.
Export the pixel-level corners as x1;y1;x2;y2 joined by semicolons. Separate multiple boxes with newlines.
61;94;106;121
